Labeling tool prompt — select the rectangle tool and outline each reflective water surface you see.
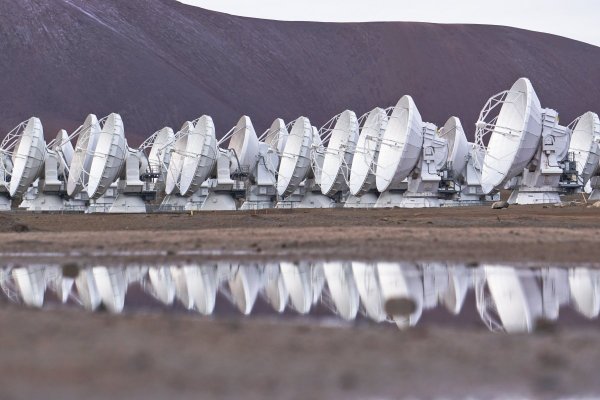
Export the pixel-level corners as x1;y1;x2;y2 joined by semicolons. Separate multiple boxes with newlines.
2;262;599;333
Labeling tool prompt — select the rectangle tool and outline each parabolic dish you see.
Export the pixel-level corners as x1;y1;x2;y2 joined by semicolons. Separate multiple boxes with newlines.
148;127;175;175
67;114;101;196
8;117;46;198
262;264;288;313
277;117;313;197
228;116;260;172
87;113;127;199
479;78;542;194
376;96;424;192
320;110;359;196
349;108;388;196
179;116;218;196
438;117;470;179
568;112;600;185
165;121;193;195
264;118;288;155
54;129;74;167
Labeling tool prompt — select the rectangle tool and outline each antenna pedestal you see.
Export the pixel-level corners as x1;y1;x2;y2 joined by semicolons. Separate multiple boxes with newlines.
240;144;278;210
0;193;10;210
109;151;153;213
588;177;600;201
87;183;118;213
344;192;378;208
374;187;406;208
508;110;569;205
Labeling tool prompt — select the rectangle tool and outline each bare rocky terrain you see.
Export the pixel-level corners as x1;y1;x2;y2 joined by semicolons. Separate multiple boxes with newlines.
1;0;599;143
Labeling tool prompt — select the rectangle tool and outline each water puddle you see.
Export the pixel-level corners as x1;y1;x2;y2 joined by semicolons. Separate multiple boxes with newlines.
1;261;599;333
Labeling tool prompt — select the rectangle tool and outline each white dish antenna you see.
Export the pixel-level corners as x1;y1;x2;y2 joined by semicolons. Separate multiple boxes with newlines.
475;78;543;194
376;96;424;192
226;116;260;173
53;129;74;168
67;114;101;196
262;118;289;155
349;108;388;196
277;117;313;197
165;116;217;196
87;113;127;199
318;110;359;196
567;112;600;185
438;117;470;180
146;127;175;176
0;118;46;198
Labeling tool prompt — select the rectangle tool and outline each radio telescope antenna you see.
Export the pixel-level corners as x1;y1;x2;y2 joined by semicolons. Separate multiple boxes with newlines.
164;116;218;197
349;108;388;197
311;110;359;197
474;78;543;194
438;117;470;182
143;127;175;179
86;113;127;199
0;118;46;198
259;118;289;155
375;96;424;193
277;117;313;197
66;114;102;196
567;112;600;191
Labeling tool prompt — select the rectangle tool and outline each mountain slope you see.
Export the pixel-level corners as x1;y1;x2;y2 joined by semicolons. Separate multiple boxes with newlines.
1;0;599;145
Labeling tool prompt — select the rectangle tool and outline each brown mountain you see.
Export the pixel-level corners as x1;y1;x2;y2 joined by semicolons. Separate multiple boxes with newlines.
1;0;599;145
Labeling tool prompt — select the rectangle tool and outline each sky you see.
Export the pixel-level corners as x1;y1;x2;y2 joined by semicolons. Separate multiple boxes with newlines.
178;0;600;47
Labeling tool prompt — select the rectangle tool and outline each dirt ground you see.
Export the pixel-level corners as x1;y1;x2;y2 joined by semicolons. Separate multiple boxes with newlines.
0;203;600;264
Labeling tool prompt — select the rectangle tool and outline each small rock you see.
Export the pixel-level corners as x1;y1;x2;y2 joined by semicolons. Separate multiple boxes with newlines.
592;201;600;208
491;201;509;209
553;203;565;208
